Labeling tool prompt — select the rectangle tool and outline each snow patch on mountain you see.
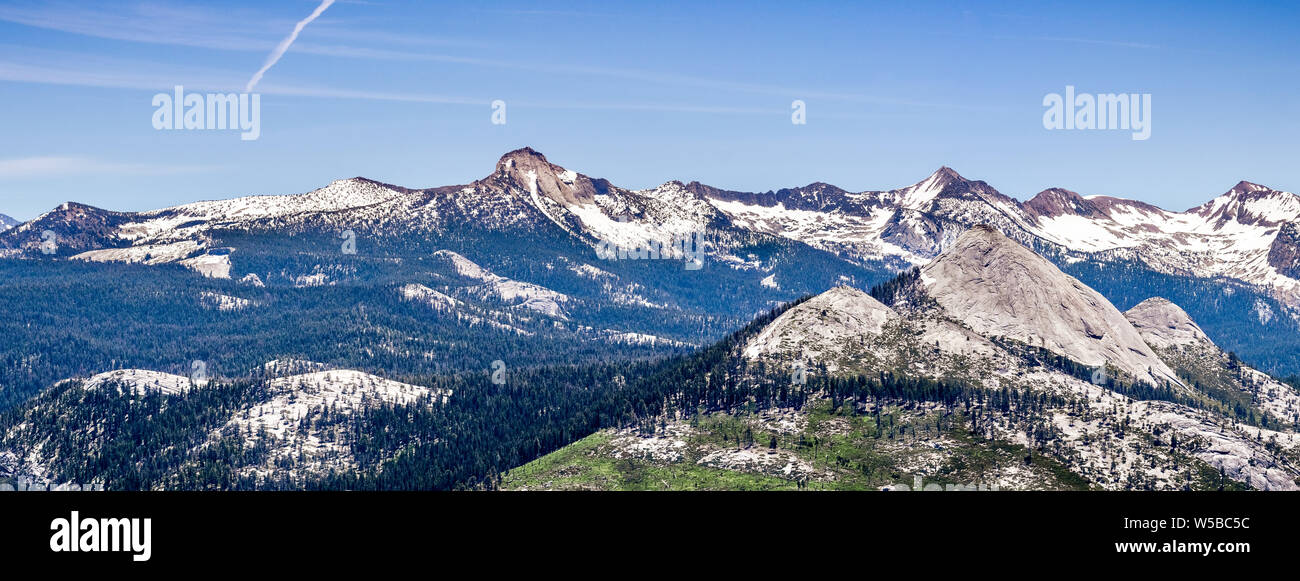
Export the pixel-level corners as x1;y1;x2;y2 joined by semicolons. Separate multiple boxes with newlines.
897;167;961;210
83;369;194;396
398;282;544;334
201;370;449;481
568;262;616;280
512;296;567;319
132;178;405;237
1026;184;1300;304
179;253;232;279
399;283;460;312
598;330;693;348
1253;299;1275;325
71;240;203;265
709;197;911;264
568;181;717;260
433;249;569;317
7;150;1300;309
293;272;329;287
261;359;333;377
199;291;255;312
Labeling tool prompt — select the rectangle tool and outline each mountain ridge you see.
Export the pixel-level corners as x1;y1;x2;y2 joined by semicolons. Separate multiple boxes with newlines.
3;148;1299;378
5;150;1295;269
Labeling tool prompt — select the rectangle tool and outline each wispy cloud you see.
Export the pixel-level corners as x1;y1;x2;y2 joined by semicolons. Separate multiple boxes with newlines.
246;0;335;92
0;51;978;118
0;1;972;111
269;44;979;110
0;47;485;104
0;56;766;114
0;156;214;178
0;2;477;55
0;1;276;52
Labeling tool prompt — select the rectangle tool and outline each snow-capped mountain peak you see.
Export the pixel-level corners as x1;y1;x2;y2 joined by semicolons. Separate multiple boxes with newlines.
1189;180;1300;227
6;148;1300;318
1024;188;1103;219
3;201;129;253
155;176;407;223
893;166;969;210
928;165;966;186
1228;180;1272;195
490;147;600;206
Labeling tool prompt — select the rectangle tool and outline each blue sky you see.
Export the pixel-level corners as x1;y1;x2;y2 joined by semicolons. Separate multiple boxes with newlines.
0;0;1297;219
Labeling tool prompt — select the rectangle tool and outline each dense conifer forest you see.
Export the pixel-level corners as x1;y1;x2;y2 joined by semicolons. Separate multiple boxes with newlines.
7;272;1285;491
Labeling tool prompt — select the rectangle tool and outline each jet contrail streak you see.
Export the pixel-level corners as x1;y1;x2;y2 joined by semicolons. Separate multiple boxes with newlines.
244;0;335;92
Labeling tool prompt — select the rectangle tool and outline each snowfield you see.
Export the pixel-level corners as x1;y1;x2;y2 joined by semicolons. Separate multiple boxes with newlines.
199;291;255;311
399;283;460;312
82;369;194;396
201;369;450;482
433;249;570;318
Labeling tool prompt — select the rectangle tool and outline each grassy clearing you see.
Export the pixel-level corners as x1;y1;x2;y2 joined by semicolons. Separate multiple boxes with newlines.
503;399;1096;491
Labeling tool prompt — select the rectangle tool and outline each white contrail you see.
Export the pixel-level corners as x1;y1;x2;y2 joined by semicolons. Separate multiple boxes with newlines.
244;0;335;92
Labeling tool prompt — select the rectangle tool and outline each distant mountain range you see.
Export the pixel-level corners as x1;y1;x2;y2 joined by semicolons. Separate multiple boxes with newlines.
2;147;1297;373
6;149;1300;303
702;167;1300;317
